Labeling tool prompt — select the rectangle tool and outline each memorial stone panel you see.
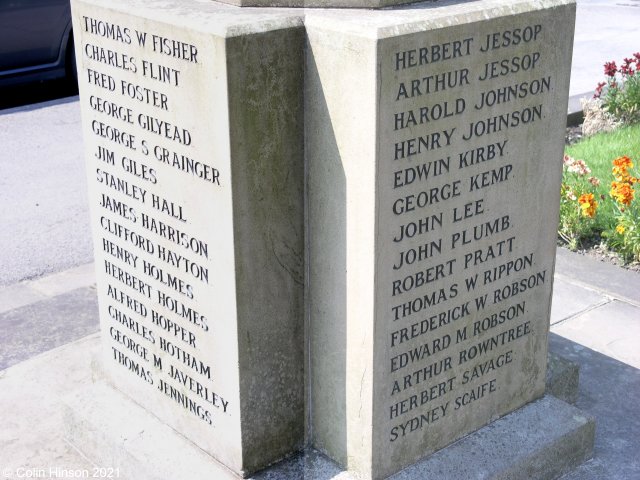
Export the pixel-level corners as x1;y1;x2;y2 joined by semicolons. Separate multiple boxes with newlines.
71;0;305;475
308;1;575;478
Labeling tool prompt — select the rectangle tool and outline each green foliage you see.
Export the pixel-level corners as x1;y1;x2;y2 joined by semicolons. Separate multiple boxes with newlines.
606;210;640;262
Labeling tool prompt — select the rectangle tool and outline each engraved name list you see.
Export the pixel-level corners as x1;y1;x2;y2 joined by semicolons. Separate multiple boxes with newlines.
78;14;232;431
378;21;554;451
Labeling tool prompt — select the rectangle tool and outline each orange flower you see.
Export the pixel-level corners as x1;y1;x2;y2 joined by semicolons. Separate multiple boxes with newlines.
612;156;634;181
613;156;633;169
578;193;597;217
610;181;635;206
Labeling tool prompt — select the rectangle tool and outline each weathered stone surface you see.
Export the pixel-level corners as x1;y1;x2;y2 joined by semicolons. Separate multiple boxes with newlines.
546;351;579;404
64;384;594;480
390;395;594;480
307;1;575;477
71;0;305;475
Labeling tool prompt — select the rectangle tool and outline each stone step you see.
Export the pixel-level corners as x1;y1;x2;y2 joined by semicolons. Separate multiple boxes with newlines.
64;383;593;480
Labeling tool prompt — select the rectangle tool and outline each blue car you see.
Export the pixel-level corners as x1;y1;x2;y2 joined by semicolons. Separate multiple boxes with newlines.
0;0;74;86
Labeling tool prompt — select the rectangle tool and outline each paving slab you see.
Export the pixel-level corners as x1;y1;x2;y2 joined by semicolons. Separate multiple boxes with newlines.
554;247;640;306
0;334;101;479
550;277;610;325
28;263;96;298
551;300;640;369
0;283;48;317
0;263;95;314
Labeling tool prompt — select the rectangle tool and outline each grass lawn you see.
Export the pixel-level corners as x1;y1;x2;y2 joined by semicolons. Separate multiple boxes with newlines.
565;123;640;176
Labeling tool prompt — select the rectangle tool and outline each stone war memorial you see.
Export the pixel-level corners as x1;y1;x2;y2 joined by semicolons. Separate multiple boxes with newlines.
66;0;596;478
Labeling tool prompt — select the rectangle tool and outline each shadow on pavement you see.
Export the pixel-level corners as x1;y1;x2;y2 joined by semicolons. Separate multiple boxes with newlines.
0;77;78;111
0;287;99;371
549;332;640;480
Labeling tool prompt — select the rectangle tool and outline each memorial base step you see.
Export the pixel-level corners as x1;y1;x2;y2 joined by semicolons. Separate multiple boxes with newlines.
63;382;594;480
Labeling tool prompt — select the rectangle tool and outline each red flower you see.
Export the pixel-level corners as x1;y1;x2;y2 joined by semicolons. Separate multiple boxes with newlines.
621;58;635;75
594;81;606;98
634;52;640;63
604;61;617;77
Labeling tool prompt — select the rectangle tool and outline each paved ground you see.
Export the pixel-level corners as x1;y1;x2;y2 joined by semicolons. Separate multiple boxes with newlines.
0;98;93;286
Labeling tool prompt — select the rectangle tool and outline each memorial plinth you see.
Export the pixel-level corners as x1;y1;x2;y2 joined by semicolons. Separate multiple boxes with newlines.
68;0;586;478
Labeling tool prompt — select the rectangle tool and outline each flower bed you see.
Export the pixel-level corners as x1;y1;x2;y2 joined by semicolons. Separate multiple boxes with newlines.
559;124;640;264
558;53;640;266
